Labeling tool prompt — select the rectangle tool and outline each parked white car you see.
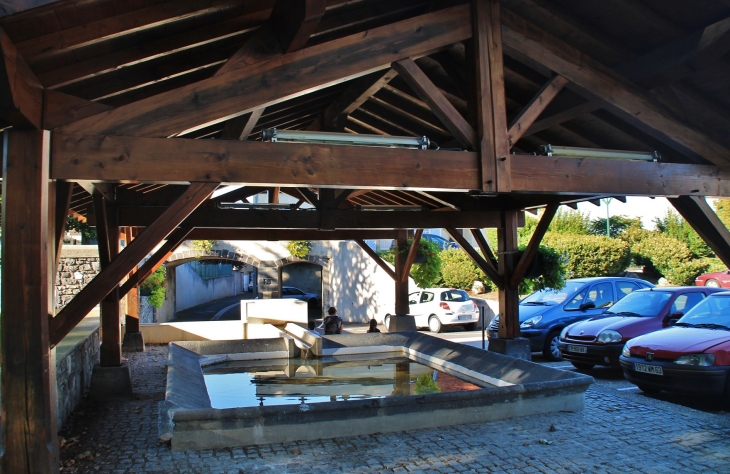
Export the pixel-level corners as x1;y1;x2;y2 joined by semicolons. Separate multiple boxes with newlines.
384;288;480;333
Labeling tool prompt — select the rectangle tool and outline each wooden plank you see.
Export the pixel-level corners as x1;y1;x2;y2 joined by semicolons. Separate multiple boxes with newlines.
509;154;730;197
1;130;58;474
114;207;505;230
50;182;218;347
669;196;730;269
93;193;110;269
322;69;398;130
392;58;477;150
51;133;480;191
215;24;282;77
394;230;409;314
401;229;423;282
124;227;139;333
188;229;398;240
500;8;730;166
524;101;599;136
43;90;114;129
100;204;121;367
54;180;73;267
119;227;193;299
239;108;264;140
16;0;242;61
294;187;320;207
445;227;503;290
498;210;520;339
355;239;396;281
0;28;42;128
55;4;473;138
270;0;326;53
510;202;558;288
486;0;510;192
507;75;568;147
469;228;498;268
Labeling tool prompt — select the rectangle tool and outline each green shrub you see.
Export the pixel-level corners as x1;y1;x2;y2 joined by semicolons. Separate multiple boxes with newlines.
629;233;709;284
192;240;217;256
654;210;711;258
542;232;631;278
518;245;565;294
662;260;711;286
140;266;166;308
377;238;442;288
287;240;312;258
705;258;727;273
548;209;591;235
589;215;642;237
439;248;495;291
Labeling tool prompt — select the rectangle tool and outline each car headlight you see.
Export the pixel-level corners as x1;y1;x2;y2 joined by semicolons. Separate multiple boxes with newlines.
674;354;715;366
621;345;631;358
560;326;571;341
596;330;623;343
520;315;542;329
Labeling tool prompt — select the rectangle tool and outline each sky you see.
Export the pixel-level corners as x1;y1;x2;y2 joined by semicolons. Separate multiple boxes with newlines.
576;196;673;230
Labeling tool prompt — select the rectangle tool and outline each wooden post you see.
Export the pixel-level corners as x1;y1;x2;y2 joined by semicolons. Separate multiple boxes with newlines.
498;210;520;339
100;203;122;367
1;130;59;474
124;226;140;333
394;230;409;315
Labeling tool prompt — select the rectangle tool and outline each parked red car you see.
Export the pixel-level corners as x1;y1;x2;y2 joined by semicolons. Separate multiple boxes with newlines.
695;270;730;288
620;291;730;398
558;287;722;369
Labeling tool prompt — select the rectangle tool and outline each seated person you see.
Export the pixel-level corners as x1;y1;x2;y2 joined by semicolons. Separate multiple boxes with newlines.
367;319;380;333
323;307;343;335
307;320;316;331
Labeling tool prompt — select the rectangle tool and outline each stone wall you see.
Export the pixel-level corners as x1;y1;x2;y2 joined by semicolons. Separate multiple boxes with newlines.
56;246;101;309
55;329;100;430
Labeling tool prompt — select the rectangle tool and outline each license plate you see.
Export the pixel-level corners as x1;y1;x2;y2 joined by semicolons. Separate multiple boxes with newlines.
634;363;663;376
458;315;472;321
567;345;587;354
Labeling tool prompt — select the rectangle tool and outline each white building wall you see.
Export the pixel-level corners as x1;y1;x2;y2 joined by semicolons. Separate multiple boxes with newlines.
174;264;244;312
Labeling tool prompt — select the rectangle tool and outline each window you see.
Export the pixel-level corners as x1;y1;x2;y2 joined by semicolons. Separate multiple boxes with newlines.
409;292;420;305
420;292;434;303
564;288;589;311
440;289;470;302
588;282;614;308
617;281;641;300
671;293;705;314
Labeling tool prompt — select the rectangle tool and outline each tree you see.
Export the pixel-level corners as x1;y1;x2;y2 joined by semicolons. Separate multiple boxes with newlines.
714;198;730;229
548;208;591;235
653;210;712;258
588;215;642;237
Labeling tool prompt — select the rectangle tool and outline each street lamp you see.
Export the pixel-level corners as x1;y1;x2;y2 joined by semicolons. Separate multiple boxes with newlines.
603;198;613;237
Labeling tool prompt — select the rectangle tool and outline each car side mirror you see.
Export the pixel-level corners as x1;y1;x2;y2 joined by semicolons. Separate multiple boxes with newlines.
579;302;596;311
666;311;683;326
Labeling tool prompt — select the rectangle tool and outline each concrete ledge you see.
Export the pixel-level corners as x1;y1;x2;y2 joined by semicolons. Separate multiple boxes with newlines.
88;364;133;401
163;333;593;450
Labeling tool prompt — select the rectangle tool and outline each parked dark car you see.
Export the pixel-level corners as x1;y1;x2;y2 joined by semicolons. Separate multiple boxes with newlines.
488;277;654;361
620;291;730;398
558;286;723;369
695;269;730;288
280;286;319;308
390;233;458;251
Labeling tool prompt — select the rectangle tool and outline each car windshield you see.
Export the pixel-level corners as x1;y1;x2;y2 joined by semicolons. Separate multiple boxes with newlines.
521;281;586;305
602;291;672;317
440;290;470;302
675;295;730;330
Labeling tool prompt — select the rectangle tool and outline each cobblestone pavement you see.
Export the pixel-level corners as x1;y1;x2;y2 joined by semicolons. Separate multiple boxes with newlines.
59;345;730;473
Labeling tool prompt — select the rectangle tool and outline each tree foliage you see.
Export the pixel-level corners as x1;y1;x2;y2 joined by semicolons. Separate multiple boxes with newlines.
140;266;166;308
542;232;631;278
653;210;711;258
588;215;642;237
66;216;97;242
287;240;312;258
377;238;442;288
548;209;591;235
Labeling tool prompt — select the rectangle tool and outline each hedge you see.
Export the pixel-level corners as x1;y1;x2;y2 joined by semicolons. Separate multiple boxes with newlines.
542;232;630;278
630;233;709;285
439;248;496;292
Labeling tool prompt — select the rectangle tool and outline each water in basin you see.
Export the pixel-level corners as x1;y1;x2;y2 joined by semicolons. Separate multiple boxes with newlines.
203;354;482;409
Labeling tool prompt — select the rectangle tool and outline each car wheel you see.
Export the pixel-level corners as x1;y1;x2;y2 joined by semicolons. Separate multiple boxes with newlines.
384;314;391;331
570;362;594;371
542;330;563;361
705;279;721;288
428;315;443;333
464;322;478;331
637;385;660;394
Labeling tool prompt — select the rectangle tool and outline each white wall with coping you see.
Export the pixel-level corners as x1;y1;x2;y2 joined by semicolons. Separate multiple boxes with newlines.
174;263;245;313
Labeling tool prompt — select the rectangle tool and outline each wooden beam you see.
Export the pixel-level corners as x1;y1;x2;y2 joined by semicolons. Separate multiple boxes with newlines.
507;75;568;147
51;133;480;191
215;24;282;77
188;229;399;240
322;69;399;130
124;227;139;333
355;239;396;281
392;58;477;150
54;181;73;267
119;227;193;299
394;230;409;314
0;29;42;129
614;16;730;88
500;9;730;166
509;154;730;197
668;196;730;269
1;130;58;474
524;101;599;136
510;202;558;288
43;90;114;129
401;229;423;282
100;203;121;367
445;227;503;290
50;182;218;347
55;4;472;138
473;0;510;192
93;193;111;269
239;108;265;140
469;228;498;269
498;210;520;339
270;0;326;53
294;187;320;207
333;189;354;208
113;207;506;230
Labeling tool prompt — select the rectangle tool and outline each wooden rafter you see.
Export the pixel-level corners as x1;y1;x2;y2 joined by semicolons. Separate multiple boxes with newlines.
270;0;326;54
0;29;42;128
668;196;730;268
510;202;558;288
355;239;396;281
507;75;568;147
321;69;399;130
401;229;423;282
445;227;503;289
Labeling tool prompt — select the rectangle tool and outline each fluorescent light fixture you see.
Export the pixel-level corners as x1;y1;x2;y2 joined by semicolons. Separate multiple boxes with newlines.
538;144;660;162
262;128;430;149
218;203;297;210
357;205;425;211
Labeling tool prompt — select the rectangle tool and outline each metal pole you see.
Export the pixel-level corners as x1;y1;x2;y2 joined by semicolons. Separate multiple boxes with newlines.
481;306;486;350
603;197;613;237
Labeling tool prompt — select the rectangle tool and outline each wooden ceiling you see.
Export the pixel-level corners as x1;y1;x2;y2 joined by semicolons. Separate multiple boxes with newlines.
2;0;730;219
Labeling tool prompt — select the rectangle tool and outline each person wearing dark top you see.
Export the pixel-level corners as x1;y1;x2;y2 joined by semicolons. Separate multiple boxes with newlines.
307;320;316;331
367;319;381;333
323;306;343;335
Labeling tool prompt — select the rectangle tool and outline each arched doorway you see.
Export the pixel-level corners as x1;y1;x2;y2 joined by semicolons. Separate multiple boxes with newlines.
279;261;323;320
